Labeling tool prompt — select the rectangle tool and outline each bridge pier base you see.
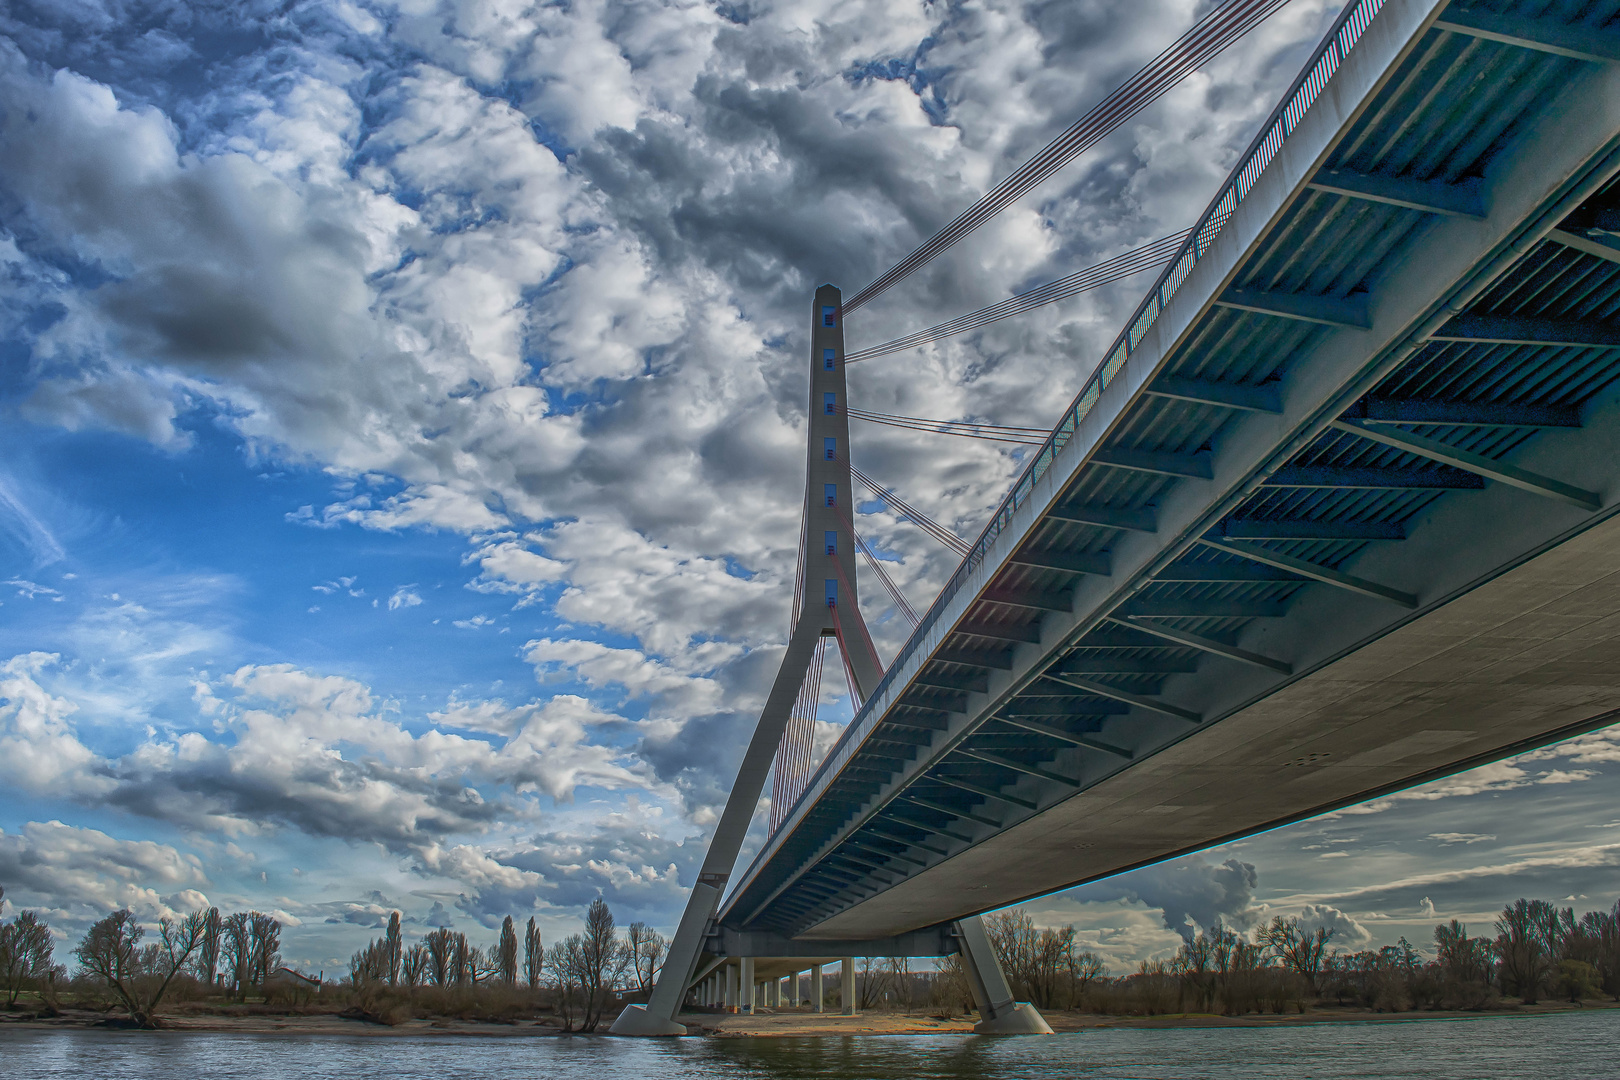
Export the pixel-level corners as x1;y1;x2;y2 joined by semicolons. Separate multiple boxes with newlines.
608;1004;689;1037
957;917;1053;1035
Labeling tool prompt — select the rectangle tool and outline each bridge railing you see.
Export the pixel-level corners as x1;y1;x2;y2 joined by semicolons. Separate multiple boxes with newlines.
749;0;1391;882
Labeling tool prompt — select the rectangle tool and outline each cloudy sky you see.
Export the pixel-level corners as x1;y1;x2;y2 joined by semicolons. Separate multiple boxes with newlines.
2;0;1619;975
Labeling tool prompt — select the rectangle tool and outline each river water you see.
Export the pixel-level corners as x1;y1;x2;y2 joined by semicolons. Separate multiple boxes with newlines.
4;1010;1615;1079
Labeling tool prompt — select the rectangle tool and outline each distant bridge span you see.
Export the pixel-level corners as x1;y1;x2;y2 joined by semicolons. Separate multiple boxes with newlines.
618;0;1620;1033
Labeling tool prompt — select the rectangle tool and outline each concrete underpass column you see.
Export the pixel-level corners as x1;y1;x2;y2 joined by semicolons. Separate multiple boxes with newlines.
768;977;779;1009
955;916;1053;1034
740;957;754;1013
840;957;855;1015
725;963;737;1010
812;964;824;1012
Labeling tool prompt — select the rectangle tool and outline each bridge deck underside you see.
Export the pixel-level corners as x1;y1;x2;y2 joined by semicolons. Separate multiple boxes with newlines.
721;0;1620;941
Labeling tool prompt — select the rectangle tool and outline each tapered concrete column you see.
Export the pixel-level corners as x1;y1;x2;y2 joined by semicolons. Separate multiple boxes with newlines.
840;957;855;1015
767;977;778;1009
812;964;824;1012
739;957;755;1013
611;287;880;1037
956;916;1053;1034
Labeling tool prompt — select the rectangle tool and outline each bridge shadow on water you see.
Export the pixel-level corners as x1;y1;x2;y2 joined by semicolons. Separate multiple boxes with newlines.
667;1011;1616;1080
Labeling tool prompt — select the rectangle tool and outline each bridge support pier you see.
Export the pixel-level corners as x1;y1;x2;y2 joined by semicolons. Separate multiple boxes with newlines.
841;957;855;1014
812;964;824;1012
957;917;1053;1034
609;285;883;1037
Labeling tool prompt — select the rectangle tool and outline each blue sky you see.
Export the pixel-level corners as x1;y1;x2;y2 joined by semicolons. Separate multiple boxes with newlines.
3;0;1620;976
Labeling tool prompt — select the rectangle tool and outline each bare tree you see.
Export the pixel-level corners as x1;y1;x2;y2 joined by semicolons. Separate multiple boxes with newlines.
221;912;252;1001
74;909;206;1027
424;927;454;986
497;916;519;985
1069;949;1106;1005
931;953;974;1014
1497;899;1557;1003
1;909;56;1006
402;943;428;988
576;898;630;1031
983;908;1082;1009
385;912;402;986
1578;903;1620;998
626;922;665;992
545;934;585;1030
350;939;391;987
857;956;888;1009
523;917;544;989
1260;916;1333;993
451;932;471;986
467;944;501;985
248;912;281;992
194;908;221;987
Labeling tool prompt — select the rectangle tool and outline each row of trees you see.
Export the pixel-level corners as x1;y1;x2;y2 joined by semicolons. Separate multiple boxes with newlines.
347;898;667;1031
10;885;1619;1027
350;912;544;989
1;889;288;1028
973;897;1620;1016
0;888;60;1006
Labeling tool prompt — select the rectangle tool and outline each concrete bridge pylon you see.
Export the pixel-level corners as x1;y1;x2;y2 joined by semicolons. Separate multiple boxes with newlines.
609;285;1046;1036
609;284;877;1035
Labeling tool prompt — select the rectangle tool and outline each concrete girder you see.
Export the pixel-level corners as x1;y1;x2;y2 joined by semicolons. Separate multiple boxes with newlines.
1199;538;1417;608
1306;167;1485;217
1433;7;1620;64
1046;503;1158;531
1007;549;1112;575
994;715;1135;758
1144;375;1282;412
1215;287;1372;328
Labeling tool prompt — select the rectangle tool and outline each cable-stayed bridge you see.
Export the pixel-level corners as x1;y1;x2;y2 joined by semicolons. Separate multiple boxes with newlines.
615;0;1620;1034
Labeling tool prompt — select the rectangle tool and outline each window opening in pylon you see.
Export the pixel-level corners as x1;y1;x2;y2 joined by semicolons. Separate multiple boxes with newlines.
823;348;835;370
824;579;837;606
821;305;836;327
824;531;837;556
823;392;836;415
824;483;836;507
824;437;836;460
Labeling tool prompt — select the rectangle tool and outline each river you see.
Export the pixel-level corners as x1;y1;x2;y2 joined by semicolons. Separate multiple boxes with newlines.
4;1010;1615;1078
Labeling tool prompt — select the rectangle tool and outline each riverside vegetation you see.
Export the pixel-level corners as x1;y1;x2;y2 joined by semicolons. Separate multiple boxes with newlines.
2;884;1618;1031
